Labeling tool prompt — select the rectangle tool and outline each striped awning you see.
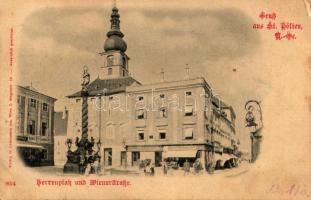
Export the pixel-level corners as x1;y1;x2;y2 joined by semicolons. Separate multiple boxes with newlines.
16;143;45;149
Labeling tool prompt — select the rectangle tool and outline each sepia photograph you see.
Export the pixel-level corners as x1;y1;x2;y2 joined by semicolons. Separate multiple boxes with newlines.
0;0;310;199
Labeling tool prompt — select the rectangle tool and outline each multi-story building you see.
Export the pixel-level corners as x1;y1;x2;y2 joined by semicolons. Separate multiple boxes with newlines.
66;6;237;170
16;85;56;166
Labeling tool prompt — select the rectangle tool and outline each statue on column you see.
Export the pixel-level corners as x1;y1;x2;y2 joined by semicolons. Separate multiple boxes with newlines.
64;65;101;174
82;65;90;91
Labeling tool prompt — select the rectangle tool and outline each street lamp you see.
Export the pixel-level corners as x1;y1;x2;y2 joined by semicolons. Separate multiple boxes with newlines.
245;100;263;163
65;138;72;151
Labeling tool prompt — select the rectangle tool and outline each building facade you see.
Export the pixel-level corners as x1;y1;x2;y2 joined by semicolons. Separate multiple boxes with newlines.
67;6;237;170
16;85;56;166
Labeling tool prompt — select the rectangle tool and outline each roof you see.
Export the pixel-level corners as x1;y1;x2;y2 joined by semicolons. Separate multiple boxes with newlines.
54;111;68;136
212;96;228;109
67;76;141;98
24;85;38;92
17;85;57;101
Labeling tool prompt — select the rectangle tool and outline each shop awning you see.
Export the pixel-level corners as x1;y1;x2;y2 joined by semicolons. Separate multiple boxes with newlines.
164;150;197;158
16;143;45;149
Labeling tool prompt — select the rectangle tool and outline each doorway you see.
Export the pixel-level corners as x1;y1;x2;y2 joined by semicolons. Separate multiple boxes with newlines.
132;152;140;166
155;151;162;167
121;151;127;167
104;148;112;166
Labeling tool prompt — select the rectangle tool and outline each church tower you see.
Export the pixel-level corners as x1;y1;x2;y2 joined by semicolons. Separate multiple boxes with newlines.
100;5;129;79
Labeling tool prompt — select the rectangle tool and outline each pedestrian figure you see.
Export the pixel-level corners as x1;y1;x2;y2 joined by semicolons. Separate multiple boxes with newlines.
163;161;168;175
194;159;202;175
79;155;85;174
144;162;151;176
150;163;155;176
183;159;190;176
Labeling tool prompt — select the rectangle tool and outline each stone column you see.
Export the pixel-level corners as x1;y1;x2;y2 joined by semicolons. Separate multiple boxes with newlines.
81;94;88;140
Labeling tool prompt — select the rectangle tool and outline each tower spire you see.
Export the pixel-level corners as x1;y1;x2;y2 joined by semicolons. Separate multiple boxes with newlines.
107;1;123;37
102;3;129;79
113;0;116;8
104;2;127;52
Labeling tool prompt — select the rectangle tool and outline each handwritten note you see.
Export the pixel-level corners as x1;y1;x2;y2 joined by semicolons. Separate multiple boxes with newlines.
266;183;310;198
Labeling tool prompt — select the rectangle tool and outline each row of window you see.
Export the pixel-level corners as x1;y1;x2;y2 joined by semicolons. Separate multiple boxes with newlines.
107;67;127;76
75;91;193;104
29;98;49;111
99;125;194;141
76;96;116;103
18;96;49;112
106;55;127;67
137;131;167;141
137;128;194;141
27;120;49;136
135;105;194;119
136;91;191;101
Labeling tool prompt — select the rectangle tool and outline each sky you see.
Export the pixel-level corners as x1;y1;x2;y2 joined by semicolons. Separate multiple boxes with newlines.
16;0;310;151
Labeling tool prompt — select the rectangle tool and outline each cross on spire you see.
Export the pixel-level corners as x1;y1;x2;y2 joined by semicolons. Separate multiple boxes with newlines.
160;68;165;82
185;64;190;79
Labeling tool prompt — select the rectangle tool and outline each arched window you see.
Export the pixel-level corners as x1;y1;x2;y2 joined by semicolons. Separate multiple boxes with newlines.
107;55;114;67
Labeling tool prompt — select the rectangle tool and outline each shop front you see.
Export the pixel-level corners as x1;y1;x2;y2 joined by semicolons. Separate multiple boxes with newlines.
125;144;209;169
17;143;46;167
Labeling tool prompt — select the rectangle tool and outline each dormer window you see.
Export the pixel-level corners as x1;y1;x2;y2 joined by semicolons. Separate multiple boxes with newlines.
107;55;114;67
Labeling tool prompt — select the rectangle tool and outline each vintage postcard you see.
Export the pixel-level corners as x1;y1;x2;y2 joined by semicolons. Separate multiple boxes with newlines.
0;0;310;199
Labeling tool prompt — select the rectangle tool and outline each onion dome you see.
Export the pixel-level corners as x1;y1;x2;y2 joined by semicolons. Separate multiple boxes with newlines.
104;6;127;52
